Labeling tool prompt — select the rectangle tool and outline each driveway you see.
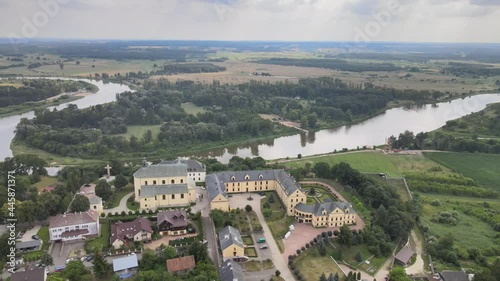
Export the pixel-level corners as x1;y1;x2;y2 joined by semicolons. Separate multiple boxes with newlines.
103;192;134;214
405;230;426;275
20;225;41;242
203;216;220;269
228;194;294;281
191;186;209;217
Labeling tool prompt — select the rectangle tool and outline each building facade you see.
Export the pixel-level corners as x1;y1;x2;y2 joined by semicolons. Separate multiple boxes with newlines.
49;211;100;242
206;169;307;216
133;163;196;210
80;183;103;214
294;200;356;228
219;226;245;260
157;210;188;236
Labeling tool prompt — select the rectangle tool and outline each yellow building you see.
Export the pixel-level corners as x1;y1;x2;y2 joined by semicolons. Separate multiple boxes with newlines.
133;163;196;210
294;200;356;228
219;226;245;260
206;169;306;216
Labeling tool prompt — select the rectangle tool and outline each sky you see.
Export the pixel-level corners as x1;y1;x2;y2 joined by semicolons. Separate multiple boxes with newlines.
1;0;500;43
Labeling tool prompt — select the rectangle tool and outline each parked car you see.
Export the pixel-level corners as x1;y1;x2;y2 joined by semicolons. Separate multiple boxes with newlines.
257;238;266;243
32;235;40;240
259;244;268;249
85;255;94;262
80;256;86;262
65;258;74;264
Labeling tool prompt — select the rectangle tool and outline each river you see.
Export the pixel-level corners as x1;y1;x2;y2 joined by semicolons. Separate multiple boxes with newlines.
0;78;132;174
1;78;499;166
194;93;500;163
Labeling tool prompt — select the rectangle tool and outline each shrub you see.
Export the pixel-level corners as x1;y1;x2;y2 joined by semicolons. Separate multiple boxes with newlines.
327;231;333;237
275;270;281;277
114;212;119;216
296;249;301;254
301;246;305;251
100;213;106;218
321;232;327;238
305;243;310;248
245;205;252;213
431;200;441;206
313;238;318;243
333;230;339;236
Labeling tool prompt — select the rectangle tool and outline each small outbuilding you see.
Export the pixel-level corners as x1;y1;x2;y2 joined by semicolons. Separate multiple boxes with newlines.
166;255;196;273
112;254;138;279
394;246;415;266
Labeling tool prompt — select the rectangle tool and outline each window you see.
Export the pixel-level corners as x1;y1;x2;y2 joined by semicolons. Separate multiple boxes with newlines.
180;179;184;183
162;195;166;200
162;180;165;184
244;174;249;180
231;176;235;181
153;180;156;184
259;175;263;179
181;194;184;199
171;179;175;184
145;181;148;185
172;194;175;199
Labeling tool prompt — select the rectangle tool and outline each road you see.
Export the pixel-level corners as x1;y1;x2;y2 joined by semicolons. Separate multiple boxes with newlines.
103;192;134;214
203;216;221;269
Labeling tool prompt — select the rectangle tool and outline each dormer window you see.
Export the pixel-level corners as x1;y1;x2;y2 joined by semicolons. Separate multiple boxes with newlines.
259;175;263;179
244;174;250;180
231;176;235;181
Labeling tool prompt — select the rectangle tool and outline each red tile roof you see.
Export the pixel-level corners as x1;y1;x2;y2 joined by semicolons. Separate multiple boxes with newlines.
166;255;196;273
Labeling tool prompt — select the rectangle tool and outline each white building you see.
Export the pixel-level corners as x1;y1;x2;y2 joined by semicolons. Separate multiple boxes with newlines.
49;211;100;242
80;183;103;214
160;157;206;183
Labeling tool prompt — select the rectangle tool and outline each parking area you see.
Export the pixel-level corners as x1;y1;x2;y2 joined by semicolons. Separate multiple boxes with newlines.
19;225;41;242
251;233;272;261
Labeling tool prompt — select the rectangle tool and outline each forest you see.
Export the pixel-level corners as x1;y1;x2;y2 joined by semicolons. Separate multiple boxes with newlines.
0;79;97;108
254;58;402;72
155;63;226;75
13;77;449;159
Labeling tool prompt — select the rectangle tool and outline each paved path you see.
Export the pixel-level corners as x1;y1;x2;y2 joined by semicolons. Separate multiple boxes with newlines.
203;216;221;269
103;192;134;214
228;194;294;281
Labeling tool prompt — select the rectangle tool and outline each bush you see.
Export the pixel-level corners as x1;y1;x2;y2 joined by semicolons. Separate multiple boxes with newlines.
301;246;305;251
321;232;327;238
305;243;310;248
121;211;126;216
296;249;301;254
333;230;339;236
100;213;106;218
327;231;333;237
245;205;252;212
431;200;441;206
275;270;281;277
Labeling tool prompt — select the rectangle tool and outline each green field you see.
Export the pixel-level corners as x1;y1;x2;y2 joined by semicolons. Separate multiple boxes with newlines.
283;151;402;177
181;102;206;115
33;176;58;190
295;247;346;281
420;198;499;249
424;152;500;189
87;220;110;251
118;125;162;141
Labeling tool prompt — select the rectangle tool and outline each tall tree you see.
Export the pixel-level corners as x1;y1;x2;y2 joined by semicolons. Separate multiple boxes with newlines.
40;251;54;266
63;260;91;281
113;174;129;190
92;252;111;278
338;225;353;246
70;195;90;212
95;180;112;201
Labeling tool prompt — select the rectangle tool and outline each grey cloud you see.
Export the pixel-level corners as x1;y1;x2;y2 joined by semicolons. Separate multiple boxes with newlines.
470;0;500;5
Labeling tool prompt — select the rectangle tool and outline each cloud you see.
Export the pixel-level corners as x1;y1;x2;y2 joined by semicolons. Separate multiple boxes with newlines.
470;0;500;5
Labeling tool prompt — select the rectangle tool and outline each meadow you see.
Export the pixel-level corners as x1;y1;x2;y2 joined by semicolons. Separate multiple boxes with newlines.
423;152;500;189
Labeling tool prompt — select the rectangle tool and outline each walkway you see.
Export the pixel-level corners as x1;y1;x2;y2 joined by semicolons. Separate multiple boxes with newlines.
405;230;426;275
228;194;294;281
103;192;134;214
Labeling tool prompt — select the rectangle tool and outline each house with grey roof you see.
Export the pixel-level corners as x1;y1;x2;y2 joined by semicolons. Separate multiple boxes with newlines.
112;254;138;278
439;271;470;281
294;199;356;228
110;217;153;248
49;211;100;241
219;226;246;260
219;259;246;281
157;209;188;236
133;162;197;210
394;245;415;266
11;268;46;281
206;169;307;215
160;157;206;183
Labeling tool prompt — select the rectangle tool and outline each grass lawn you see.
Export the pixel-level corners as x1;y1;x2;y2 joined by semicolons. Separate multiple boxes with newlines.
243;260;262;272
181;102;206;115
33;176;58;190
261;191;286;222
423;152;500;189
118;125;162;141
23;226;50;260
283;151;402;177
262;259;274;270
126;201;138;211
106;186;133;209
267;216;295;240
244;247;258;258
87;220;110;252
295;247;346;281
302;185;339;203
242;236;254;245
420;198;499;249
247;211;262;231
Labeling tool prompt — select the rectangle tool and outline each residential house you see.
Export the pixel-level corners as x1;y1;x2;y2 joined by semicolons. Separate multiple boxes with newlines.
11;268;47;281
157;210;188;236
219;226;245;260
110;217;153;248
49;211;100;242
166;255;196;273
80;183;103;214
112;255;138;279
394;246;415;266
206;169;307;215
294;199;357;228
160;157;206;183
439;271;470;281
133;163;197;210
219;259;245;281
16;240;42;253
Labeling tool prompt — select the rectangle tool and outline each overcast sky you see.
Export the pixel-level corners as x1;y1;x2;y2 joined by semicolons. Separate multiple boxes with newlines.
1;0;500;43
